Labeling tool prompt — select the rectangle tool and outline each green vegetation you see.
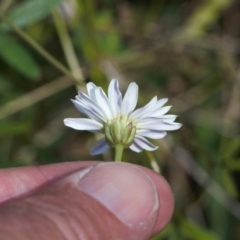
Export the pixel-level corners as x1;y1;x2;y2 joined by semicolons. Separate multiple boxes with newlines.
0;0;239;239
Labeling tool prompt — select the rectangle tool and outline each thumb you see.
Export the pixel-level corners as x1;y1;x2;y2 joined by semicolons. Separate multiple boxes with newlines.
0;162;173;240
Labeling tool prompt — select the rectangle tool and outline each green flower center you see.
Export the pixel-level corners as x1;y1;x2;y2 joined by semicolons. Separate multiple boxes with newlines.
104;118;136;148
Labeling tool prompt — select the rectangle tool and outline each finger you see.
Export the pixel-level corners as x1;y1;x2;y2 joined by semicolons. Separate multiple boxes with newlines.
0;161;99;203
0;162;173;240
137;166;174;235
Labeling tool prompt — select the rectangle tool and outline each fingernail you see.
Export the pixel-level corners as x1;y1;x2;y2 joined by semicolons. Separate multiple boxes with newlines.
78;162;159;225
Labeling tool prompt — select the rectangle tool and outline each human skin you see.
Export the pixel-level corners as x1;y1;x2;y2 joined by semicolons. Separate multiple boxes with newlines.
0;161;174;240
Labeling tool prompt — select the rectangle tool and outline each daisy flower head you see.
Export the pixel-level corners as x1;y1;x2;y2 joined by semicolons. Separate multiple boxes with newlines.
64;79;182;161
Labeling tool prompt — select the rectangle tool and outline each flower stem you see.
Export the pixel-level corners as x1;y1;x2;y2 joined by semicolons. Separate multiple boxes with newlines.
115;145;124;162
51;9;84;89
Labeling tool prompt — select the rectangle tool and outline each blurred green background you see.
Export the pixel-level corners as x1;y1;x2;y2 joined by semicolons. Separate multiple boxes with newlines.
0;0;240;239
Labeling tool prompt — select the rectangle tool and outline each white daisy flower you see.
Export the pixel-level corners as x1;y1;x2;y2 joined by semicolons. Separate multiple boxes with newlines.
64;79;181;161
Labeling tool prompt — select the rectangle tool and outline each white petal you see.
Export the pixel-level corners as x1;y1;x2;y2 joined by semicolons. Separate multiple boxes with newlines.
86;82;97;101
90;138;110;155
129;142;142;153
71;99;87;115
131;135;158;151
94;87;113;120
154;98;168;110
139;119;182;131
130;96;157;120
149;106;171;117
137;129;167;139
160;121;182;131
159;114;177;122
137;118;160;128
77;93;107;122
64;118;103;130
71;99;105;122
121;82;138;115
108;79;122;116
78;92;97;108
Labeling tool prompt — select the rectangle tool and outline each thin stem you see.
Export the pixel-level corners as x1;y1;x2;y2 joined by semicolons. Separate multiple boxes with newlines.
0;13;79;83
0;0;13;13
145;151;161;173
115;145;124;162
0;76;74;120
52;9;84;89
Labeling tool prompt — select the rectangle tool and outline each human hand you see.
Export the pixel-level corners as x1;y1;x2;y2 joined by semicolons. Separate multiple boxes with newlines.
0;161;174;240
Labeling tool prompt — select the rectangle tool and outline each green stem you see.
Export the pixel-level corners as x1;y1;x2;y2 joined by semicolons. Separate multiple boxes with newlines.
0;0;13;13
145;150;161;174
0;13;79;83
52;9;84;88
115;145;124;162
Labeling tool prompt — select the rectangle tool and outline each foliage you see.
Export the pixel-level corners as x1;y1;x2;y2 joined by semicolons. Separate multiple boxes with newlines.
0;0;240;239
